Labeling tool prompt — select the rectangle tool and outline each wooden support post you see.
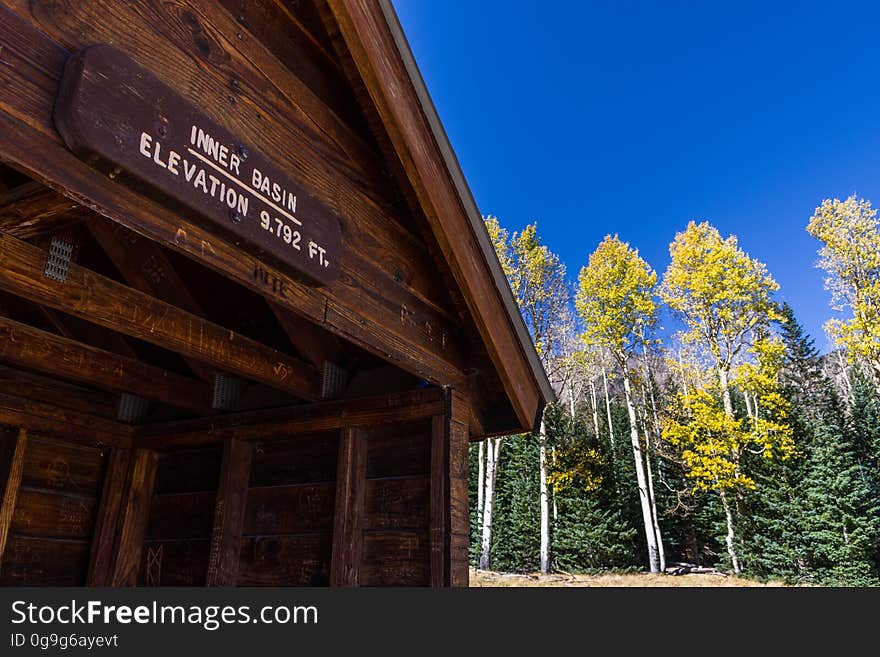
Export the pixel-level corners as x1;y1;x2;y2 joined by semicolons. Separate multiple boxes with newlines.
331;427;366;587
86;447;132;586
111;449;158;586
430;390;470;587
448;392;471;587
430;413;448;587
0;428;27;567
206;438;253;587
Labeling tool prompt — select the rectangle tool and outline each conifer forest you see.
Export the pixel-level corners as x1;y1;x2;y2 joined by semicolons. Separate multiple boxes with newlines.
472;195;880;586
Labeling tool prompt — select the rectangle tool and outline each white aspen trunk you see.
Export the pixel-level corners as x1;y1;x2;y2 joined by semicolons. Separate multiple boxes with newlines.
642;349;666;486
479;438;502;570
477;439;485;519
602;365;615;450
589;379;601;441
717;364;745;538
622;371;662;573
836;349;853;402
719;489;741;574
676;348;690;399
636;362;666;573
539;415;550;575
718;366;734;418
644;449;666;572
743;391;754;422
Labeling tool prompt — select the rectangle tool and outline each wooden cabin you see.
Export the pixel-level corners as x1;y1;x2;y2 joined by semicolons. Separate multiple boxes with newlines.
0;0;551;587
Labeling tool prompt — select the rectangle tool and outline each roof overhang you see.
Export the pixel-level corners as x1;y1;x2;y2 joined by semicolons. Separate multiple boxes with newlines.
327;0;555;433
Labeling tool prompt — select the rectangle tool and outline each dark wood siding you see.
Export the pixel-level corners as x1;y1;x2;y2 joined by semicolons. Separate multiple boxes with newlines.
0;434;106;585
138;447;221;586
237;433;338;586
360;421;431;586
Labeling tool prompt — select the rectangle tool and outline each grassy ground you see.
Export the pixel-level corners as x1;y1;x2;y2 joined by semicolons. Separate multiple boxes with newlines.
469;568;787;587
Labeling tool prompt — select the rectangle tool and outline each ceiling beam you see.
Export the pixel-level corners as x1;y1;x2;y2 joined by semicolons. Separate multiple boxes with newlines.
134;386;445;450
87;217;217;382
0;315;214;413
0;390;130;447
0;181;89;239
0;364;119;420
0;232;322;400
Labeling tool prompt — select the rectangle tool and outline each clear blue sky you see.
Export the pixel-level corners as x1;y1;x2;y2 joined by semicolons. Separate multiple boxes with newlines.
393;0;880;352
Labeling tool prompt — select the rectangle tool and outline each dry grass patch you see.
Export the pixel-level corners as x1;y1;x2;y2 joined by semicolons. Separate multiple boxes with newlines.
469;568;787;587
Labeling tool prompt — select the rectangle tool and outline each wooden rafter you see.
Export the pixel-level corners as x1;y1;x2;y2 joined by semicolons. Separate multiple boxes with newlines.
134;386;445;450
87;218;216;382
0;390;130;447
0;181;88;238
0;315;214;413
269;301;343;370
0;232;321;400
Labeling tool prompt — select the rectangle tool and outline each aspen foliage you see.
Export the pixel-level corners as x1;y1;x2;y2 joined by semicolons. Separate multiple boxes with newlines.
575;235;657;363
658;221;792;484
663;339;794;495
807;196;880;379
736;336;795;456
660;221;782;368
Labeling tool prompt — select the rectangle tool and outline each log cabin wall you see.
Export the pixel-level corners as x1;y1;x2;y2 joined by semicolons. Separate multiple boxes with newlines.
140;447;223;586
0;430;106;585
0;388;469;586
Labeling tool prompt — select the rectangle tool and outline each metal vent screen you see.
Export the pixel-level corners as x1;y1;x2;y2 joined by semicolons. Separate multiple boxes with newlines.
117;393;150;424
44;238;74;282
321;361;347;399
213;373;245;410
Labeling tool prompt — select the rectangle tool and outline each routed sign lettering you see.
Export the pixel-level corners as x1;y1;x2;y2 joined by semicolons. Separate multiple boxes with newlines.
53;44;342;286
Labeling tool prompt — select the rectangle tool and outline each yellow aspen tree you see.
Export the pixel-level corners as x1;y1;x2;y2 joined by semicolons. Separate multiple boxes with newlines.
576;235;665;573
482;216;571;574
807;196;880;382
659;221;787;573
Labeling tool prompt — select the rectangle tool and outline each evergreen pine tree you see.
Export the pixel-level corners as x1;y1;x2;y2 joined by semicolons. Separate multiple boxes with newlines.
490;433;542;572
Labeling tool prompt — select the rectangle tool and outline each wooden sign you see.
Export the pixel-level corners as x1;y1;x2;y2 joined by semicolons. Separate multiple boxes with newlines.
53;45;341;286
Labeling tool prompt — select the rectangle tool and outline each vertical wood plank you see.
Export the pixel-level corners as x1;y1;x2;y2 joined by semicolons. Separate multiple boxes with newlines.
86;447;132;586
111;449;158;587
206;438;253;587
430;390;471;587
430;413;449;587
0;428;27;567
448;394;471;588
331;427;366;586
